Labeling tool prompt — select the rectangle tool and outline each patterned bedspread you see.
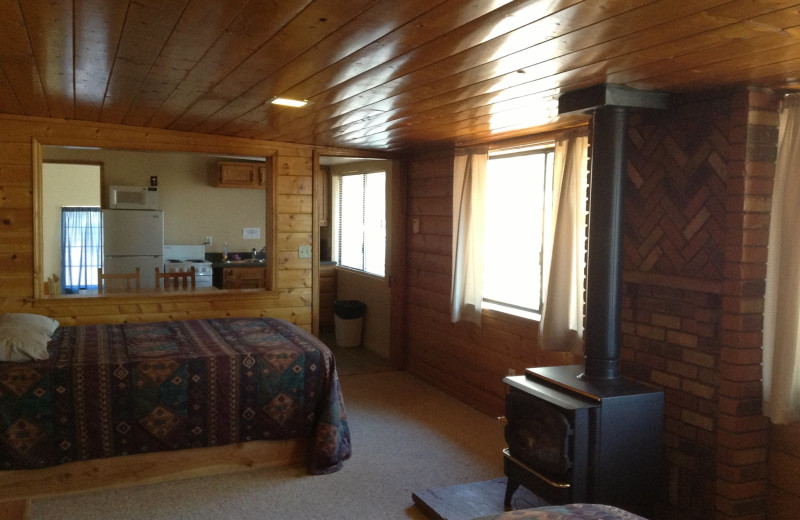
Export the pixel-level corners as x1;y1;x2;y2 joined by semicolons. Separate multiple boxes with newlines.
0;318;350;474
474;504;648;520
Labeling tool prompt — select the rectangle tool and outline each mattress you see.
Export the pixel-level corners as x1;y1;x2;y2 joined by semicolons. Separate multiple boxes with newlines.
0;317;350;474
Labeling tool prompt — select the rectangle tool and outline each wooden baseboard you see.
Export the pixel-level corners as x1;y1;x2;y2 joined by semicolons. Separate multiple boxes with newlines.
0;439;306;503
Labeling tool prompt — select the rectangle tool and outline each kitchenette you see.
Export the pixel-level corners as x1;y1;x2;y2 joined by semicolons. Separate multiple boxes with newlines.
41;146;271;296
164;245;267;290
102;186;268;292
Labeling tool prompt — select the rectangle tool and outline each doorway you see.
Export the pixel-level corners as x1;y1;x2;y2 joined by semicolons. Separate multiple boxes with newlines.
315;154;396;374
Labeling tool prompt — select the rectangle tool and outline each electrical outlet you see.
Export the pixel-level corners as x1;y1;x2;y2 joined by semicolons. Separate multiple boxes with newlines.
204;236;212;246
298;245;312;258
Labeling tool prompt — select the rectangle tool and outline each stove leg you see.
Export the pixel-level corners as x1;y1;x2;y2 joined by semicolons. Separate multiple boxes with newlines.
504;478;519;510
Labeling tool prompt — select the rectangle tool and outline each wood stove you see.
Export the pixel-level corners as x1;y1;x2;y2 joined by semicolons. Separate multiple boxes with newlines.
502;85;668;516
503;366;663;514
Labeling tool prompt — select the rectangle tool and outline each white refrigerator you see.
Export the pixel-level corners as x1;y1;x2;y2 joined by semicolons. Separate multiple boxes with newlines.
102;209;164;289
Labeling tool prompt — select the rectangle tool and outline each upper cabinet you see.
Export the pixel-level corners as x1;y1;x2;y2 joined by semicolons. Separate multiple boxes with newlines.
216;161;268;188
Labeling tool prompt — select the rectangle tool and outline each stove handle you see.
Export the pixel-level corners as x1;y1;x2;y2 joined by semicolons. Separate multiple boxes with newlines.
503;448;571;489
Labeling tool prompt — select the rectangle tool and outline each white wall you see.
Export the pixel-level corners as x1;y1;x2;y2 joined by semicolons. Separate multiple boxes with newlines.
328;158;393;359
42;163;101;281
336;268;391;358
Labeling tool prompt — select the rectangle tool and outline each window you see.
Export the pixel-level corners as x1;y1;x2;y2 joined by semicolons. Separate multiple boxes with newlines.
61;207;103;292
332;171;386;276
482;145;554;319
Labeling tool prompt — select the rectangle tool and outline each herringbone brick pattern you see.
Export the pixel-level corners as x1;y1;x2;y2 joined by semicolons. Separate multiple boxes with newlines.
625;105;729;280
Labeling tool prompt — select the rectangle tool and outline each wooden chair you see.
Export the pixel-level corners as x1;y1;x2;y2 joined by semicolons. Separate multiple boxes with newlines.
98;267;140;293
155;266;196;289
44;274;60;295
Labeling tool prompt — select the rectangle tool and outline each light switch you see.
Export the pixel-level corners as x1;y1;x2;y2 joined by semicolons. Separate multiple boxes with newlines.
298;245;312;258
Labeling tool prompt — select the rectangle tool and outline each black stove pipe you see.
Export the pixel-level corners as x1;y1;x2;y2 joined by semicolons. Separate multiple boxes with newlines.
581;106;628;380
558;84;668;382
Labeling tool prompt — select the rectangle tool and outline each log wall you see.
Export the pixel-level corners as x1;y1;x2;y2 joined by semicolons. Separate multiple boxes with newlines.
404;148;580;417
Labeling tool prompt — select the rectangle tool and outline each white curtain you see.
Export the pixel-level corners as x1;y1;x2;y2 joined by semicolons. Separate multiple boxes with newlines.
451;151;488;325
539;130;589;355
763;94;800;424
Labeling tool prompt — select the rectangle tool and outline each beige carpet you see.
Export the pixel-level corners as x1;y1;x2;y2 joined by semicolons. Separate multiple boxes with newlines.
319;328;393;376
30;370;507;519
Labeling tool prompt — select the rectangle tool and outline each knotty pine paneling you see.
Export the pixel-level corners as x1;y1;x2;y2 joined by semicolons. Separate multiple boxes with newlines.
277;213;313;233
404;149;580;418
278;195;313;215
0;114;327;330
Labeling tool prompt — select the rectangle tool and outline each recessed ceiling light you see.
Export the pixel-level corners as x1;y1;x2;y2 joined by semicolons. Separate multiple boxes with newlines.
270;97;308;108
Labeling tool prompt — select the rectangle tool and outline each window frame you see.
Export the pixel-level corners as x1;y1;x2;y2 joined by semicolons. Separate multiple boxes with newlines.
481;142;556;321
61;206;103;292
331;169;387;278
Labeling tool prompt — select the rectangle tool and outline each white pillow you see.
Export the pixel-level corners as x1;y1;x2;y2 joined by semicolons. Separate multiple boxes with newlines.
0;326;52;362
0;313;59;336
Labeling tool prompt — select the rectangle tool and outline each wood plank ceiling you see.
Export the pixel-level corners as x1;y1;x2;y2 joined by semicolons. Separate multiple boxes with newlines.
2;0;800;152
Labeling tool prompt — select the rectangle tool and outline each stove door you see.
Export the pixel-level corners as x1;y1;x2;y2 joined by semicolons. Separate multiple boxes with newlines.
505;389;574;477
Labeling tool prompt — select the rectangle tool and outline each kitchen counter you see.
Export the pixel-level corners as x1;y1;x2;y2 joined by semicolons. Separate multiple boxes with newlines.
212;261;267;289
210;260;265;268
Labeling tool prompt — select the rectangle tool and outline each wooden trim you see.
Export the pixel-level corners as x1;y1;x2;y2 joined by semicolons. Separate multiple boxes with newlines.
623;270;723;294
0;113;311;154
264;150;278;293
312;149;322;336
0;439;305;502
389;157;407;369
32;138;43;300
313;146;396;161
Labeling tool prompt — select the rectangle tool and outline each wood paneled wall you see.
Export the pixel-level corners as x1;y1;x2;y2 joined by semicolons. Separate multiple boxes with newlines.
0;114;315;328
404;149;579;417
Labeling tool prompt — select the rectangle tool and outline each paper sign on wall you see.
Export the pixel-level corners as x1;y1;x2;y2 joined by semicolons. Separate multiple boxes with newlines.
242;227;261;239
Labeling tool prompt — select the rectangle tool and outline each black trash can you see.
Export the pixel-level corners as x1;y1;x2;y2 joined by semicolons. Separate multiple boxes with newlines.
333;300;366;347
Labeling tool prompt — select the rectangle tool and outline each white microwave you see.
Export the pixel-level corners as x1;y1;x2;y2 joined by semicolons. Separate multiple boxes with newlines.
109;185;158;210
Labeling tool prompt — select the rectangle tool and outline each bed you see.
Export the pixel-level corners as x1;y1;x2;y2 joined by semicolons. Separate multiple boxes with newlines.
0;315;351;481
473;503;648;520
